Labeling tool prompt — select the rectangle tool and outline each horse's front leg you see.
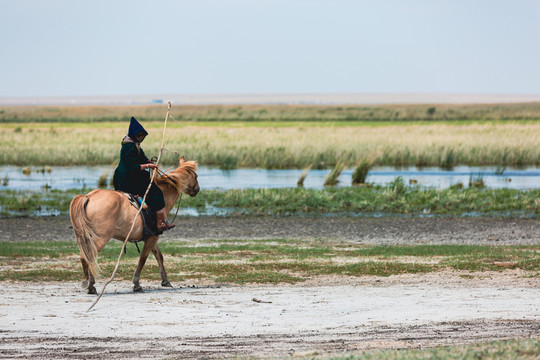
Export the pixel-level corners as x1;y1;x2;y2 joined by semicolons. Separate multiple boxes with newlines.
152;244;172;287
132;236;159;293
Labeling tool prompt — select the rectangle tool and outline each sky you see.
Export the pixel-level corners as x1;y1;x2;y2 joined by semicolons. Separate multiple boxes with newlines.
1;0;540;97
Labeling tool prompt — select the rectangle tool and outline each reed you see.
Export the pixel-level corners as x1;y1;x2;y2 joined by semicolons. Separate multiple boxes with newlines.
469;174;486;188
97;171;109;188
324;162;346;186
352;157;375;185
386;176;407;197
1;121;539;169
450;182;464;190
297;166;311;187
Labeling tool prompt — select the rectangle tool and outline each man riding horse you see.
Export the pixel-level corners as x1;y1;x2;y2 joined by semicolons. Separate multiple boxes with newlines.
113;117;174;231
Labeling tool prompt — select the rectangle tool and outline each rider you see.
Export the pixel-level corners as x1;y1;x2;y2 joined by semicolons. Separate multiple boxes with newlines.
113;117;175;231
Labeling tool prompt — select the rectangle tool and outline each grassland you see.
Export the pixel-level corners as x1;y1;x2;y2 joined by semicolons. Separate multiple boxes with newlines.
1;120;540;169
190;183;540;216
0;240;537;283
1;185;539;217
2;103;538;216
324;338;540;360
1;103;540;169
3;104;538;358
2;102;540;123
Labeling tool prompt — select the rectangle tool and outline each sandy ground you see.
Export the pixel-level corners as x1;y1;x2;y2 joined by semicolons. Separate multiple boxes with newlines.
0;216;539;358
0;273;539;359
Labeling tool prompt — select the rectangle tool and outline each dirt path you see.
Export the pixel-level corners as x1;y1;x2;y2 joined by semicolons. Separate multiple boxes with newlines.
1;215;538;245
1;274;539;359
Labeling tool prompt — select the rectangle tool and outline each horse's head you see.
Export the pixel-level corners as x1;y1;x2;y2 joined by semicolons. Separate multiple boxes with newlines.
157;156;199;197
178;156;199;197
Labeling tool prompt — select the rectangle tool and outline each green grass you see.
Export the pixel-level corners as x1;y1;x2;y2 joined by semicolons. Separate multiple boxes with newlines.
0;240;77;258
186;186;540;216
314;338;540;360
0;188;88;216
1;186;539;217
0;241;538;283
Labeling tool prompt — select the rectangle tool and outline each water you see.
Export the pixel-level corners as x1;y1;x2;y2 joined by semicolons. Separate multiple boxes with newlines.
0;166;104;191
1;165;539;191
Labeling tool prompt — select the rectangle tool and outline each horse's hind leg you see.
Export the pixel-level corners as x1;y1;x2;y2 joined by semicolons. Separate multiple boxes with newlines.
80;256;97;294
80;235;110;295
152;244;172;288
132;236;159;293
80;256;89;288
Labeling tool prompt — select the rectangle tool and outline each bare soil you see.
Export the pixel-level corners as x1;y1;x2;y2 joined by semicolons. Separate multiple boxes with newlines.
0;215;538;245
0;216;539;359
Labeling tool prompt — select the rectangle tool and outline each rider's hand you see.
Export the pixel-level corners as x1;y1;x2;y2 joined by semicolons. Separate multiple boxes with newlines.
141;163;158;170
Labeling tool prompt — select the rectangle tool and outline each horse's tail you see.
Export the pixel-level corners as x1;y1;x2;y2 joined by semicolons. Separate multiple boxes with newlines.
70;194;100;279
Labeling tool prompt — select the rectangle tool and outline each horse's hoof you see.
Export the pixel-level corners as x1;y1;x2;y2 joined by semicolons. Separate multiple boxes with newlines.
81;280;89;289
87;286;97;295
161;281;173;288
133;285;144;293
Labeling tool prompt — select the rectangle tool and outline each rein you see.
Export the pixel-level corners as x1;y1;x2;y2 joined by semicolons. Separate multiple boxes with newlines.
155;167;184;226
171;193;183;224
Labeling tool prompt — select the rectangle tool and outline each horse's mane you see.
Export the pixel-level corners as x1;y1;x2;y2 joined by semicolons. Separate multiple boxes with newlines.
155;161;197;193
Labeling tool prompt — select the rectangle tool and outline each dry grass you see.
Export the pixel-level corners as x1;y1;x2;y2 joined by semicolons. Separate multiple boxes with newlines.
1;121;539;168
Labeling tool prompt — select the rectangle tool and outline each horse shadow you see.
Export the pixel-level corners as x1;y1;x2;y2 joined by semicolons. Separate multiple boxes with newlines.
88;283;224;297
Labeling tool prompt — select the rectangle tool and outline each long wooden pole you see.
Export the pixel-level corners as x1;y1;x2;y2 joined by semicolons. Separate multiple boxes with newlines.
88;102;172;312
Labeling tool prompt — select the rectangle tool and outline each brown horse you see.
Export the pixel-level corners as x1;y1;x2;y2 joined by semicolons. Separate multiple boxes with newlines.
70;156;199;294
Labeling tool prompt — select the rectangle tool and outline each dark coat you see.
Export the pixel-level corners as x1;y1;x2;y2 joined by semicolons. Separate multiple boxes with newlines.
113;118;165;210
113;142;150;194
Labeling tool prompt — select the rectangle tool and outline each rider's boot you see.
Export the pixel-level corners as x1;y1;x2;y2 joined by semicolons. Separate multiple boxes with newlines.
157;209;175;231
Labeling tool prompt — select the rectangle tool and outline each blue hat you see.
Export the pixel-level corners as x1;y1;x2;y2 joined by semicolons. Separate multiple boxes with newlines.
128;117;148;139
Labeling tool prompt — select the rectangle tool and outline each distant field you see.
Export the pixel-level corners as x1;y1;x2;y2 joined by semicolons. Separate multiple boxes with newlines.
2;102;540;122
1;103;540;168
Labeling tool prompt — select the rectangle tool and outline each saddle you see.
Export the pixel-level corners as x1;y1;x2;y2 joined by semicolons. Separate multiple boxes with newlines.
121;192;163;240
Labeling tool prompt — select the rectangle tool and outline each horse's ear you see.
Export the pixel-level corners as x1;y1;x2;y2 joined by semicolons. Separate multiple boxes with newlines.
179;156;185;166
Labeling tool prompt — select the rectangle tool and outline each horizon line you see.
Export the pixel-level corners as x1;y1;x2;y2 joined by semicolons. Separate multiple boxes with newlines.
2;92;540;106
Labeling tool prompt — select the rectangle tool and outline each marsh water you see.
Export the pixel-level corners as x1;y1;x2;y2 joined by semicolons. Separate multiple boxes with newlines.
2;165;539;191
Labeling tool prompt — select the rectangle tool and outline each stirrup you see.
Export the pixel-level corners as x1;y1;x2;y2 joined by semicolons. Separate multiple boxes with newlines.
158;219;175;231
